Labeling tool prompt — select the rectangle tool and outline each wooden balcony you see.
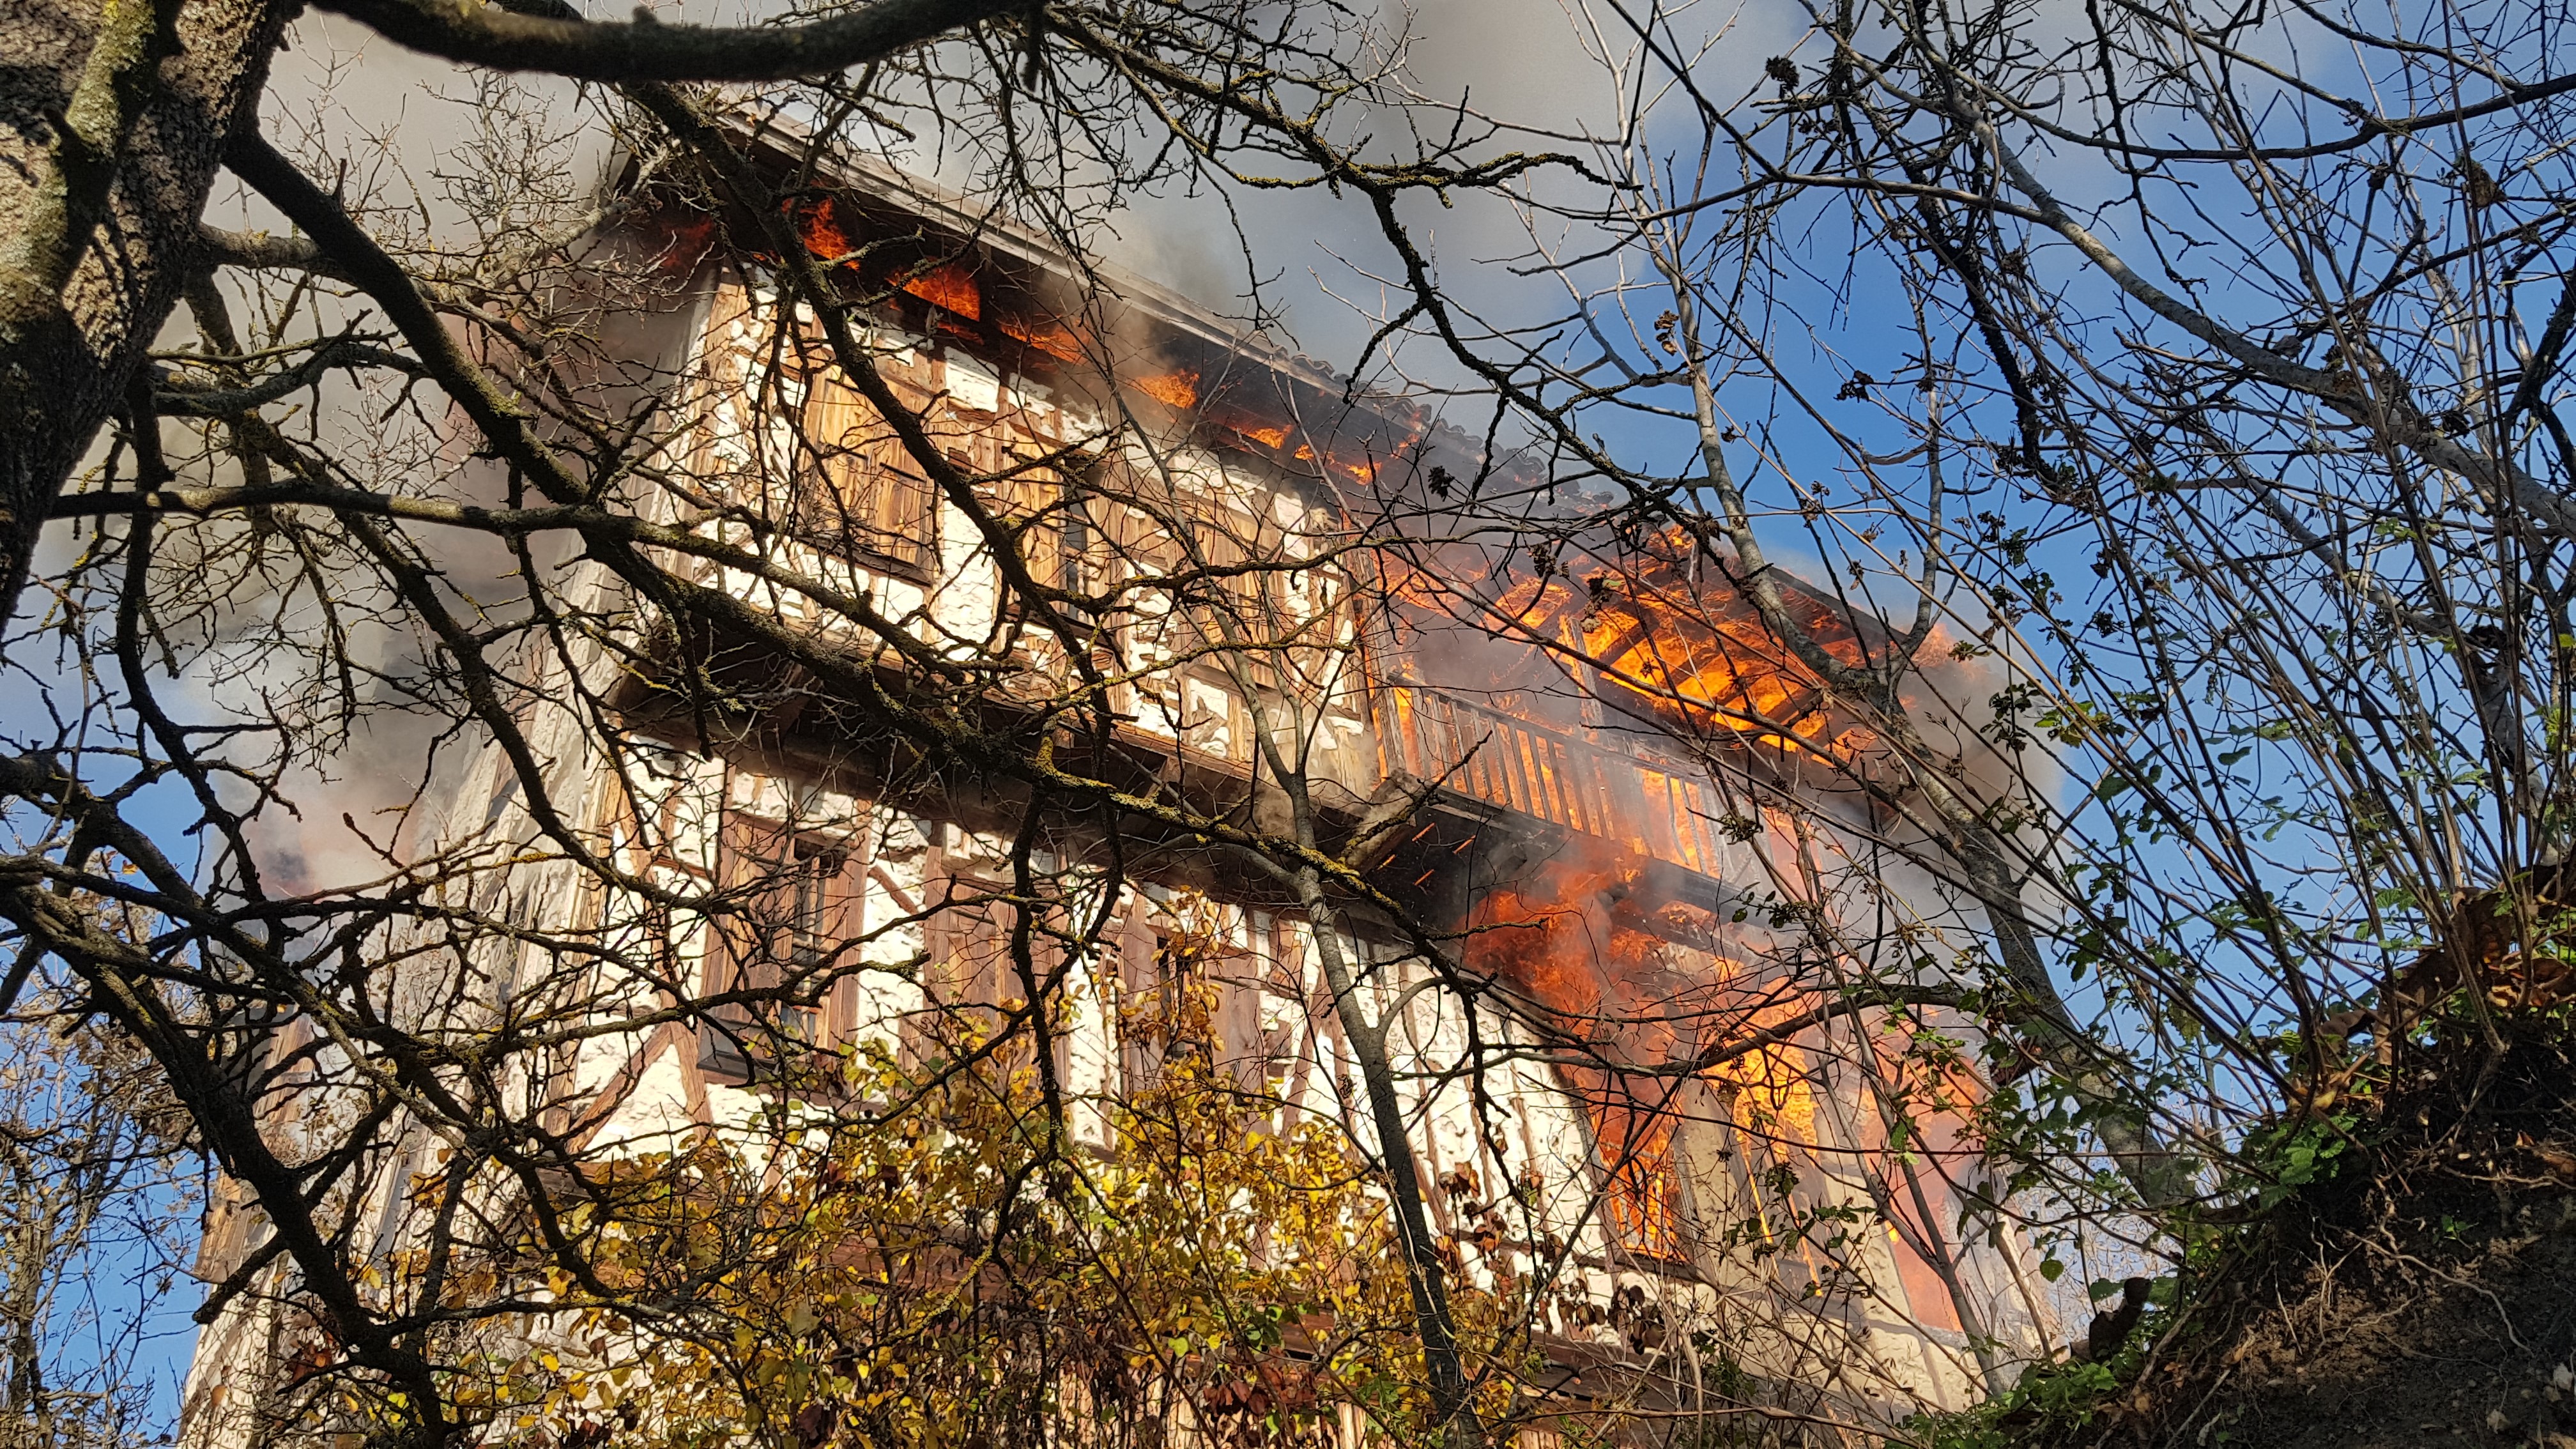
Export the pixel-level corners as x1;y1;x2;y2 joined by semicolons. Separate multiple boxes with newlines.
1374;685;1742;886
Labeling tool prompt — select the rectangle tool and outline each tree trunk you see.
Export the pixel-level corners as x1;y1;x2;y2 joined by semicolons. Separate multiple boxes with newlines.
0;0;288;630
1292;866;1484;1449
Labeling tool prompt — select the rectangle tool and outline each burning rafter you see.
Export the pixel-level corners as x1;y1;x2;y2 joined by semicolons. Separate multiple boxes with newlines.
672;172;1432;486
1494;532;1890;765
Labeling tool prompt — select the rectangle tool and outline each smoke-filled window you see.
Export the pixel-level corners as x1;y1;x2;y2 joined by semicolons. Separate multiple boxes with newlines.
1588;1098;1688;1262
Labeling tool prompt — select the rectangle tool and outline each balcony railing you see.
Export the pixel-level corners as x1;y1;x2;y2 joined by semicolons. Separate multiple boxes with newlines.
1374;686;1736;880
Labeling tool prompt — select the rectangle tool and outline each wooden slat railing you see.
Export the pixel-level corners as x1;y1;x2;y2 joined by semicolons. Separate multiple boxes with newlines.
1374;686;1734;878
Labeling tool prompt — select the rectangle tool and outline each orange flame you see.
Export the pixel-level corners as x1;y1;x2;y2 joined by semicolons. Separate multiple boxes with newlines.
650;213;721;275
997;313;1084;362
790;197;857;264
1467;848;1754;1054
1463;845;1805;1259
1281;441;1385;484
1431;544;1995;1280
901;259;981;319
1487;540;1887;762
1130;369;1200;410
1596;1107;1683;1257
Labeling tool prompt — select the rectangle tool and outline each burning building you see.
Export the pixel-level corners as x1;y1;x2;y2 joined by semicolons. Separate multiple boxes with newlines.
180;122;2058;1446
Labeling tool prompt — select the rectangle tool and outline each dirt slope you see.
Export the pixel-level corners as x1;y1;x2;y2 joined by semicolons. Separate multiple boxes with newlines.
2053;1031;2576;1449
